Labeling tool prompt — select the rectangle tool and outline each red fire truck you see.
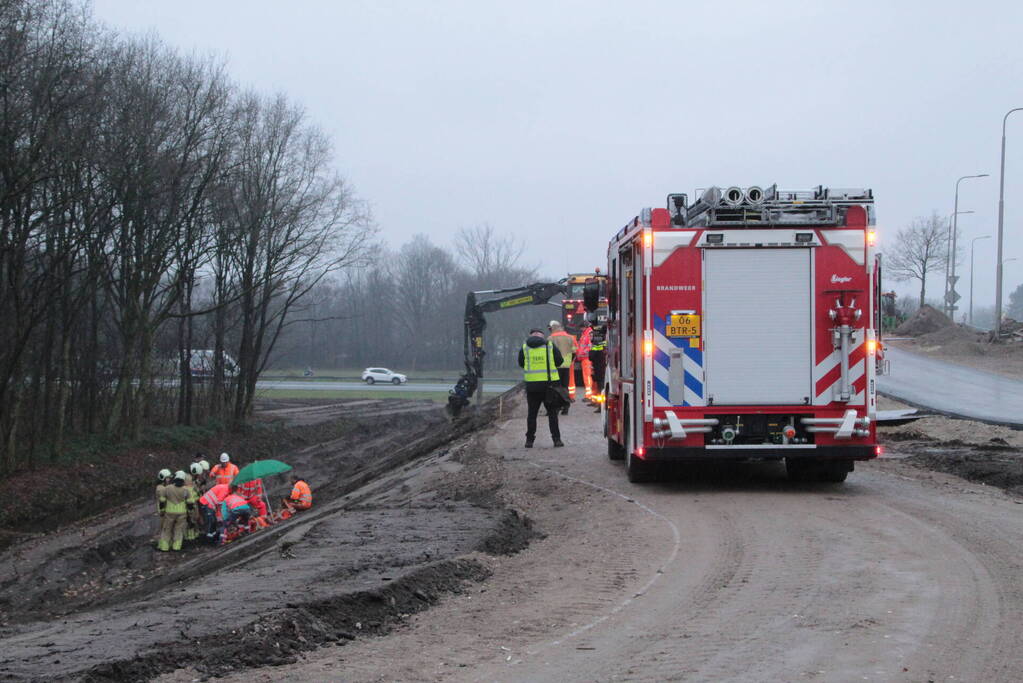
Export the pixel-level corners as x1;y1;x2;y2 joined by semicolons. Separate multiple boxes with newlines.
603;185;881;483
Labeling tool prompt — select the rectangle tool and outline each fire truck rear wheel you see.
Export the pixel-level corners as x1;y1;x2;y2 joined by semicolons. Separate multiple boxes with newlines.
607;438;625;461
626;451;655;483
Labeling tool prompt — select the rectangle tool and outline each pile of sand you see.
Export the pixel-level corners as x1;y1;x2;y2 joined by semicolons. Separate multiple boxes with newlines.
894;304;953;336
916;324;986;347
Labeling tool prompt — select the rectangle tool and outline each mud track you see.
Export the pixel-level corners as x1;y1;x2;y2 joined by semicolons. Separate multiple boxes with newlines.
1;394;534;681
193;401;1023;683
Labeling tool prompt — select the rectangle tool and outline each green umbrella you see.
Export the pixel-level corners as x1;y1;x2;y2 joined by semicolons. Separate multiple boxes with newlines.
231;459;292;487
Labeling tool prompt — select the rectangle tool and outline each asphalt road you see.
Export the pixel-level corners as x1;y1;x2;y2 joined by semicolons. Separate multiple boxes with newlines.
878;346;1023;427
255;380;516;393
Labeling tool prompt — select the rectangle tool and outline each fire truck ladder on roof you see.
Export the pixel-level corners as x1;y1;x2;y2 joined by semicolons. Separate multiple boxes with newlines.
672;185;874;228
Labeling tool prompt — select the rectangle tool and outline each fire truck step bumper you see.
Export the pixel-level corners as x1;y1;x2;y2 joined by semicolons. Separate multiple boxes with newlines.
640;445;876;462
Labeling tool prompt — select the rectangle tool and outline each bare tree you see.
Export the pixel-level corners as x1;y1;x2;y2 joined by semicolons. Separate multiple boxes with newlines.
455;224;528;283
885;213;948;308
99;39;233;437
220;93;370;422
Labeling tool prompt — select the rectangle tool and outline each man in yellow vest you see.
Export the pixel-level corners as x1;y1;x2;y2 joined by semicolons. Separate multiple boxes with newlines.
517;328;565;448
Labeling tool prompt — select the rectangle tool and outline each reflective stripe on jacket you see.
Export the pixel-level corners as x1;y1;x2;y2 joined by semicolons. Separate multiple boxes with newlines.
210;463;239;486
220;494;251;520
290;480;312;508
199;483;230;508
522;342;559;383
577;327;593;356
237;478;264;498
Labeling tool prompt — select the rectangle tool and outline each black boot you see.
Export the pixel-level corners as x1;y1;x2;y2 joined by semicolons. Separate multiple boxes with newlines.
553;439;564;447
525;438;534;448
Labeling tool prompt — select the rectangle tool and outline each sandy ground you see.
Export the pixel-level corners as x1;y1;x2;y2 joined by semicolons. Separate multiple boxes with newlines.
0;398;518;681
192;400;1023;683
4;395;1022;681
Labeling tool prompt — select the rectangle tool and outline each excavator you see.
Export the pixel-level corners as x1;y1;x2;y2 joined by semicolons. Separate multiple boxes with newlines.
447;273;607;416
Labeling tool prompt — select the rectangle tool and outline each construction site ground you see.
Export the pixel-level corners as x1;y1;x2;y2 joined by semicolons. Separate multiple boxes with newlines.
2;394;1023;681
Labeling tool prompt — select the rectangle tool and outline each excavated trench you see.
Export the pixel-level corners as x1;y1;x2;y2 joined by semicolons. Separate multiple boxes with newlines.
0;393;538;682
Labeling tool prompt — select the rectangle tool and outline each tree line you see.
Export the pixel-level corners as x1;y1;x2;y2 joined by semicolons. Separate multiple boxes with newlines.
268;225;552;375
0;1;369;472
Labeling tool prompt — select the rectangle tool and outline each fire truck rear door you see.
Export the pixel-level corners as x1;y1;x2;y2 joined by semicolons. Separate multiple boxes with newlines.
703;248;812;405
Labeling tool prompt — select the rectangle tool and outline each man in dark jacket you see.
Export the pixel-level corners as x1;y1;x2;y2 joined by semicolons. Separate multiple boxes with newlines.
517;328;565;448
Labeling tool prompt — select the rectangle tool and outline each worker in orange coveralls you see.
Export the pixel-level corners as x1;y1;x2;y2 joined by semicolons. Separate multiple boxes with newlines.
577;321;595;402
285;473;312;510
236;477;267;518
210;453;239;487
547;320;577;415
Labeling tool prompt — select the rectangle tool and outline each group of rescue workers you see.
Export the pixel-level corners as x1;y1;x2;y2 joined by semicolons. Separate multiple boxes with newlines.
154;452;313;552
518;319;607;448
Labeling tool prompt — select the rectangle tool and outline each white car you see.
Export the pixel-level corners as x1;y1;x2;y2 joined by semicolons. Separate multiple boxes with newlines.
362;367;408;385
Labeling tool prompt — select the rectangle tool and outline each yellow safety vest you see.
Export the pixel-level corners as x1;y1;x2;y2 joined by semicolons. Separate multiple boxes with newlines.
523;342;559;382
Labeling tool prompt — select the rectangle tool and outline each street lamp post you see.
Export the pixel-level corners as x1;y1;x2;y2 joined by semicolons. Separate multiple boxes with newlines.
945;210;974;304
947;174;989;317
996;108;1023;335
969;235;991;324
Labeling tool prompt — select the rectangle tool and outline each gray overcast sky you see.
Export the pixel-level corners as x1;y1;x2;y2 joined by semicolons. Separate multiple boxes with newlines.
93;0;1023;312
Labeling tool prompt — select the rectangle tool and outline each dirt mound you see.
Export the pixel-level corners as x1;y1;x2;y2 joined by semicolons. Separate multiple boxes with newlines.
475;508;543;555
903;446;1023;496
80;558;493;682
916;324;986;347
894;304;954;336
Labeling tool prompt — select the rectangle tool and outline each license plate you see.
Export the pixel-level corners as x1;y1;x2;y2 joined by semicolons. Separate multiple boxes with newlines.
666;314;700;337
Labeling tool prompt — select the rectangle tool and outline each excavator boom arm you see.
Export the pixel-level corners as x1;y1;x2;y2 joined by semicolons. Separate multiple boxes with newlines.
448;281;568;416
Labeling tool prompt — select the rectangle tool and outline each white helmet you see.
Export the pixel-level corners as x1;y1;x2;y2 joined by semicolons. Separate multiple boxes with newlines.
158;468;172;480
199;459;210;471
548;320;560;329
189;462;203;475
173;470;187;481
220;453;230;464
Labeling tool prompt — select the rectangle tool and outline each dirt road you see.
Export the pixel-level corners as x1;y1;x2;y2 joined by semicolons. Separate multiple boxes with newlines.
214;401;1023;682
3;395;1022;681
